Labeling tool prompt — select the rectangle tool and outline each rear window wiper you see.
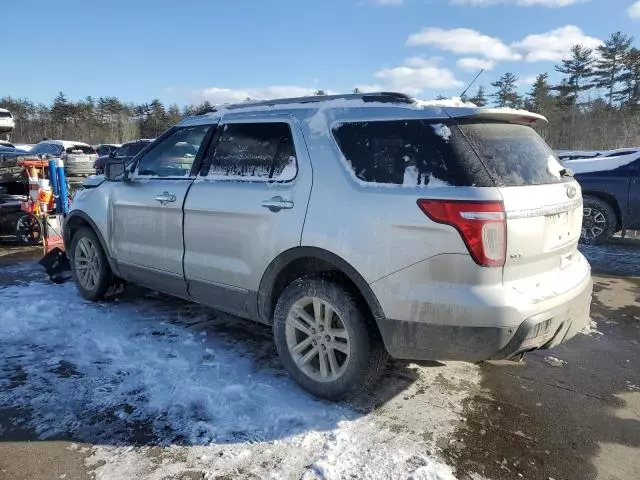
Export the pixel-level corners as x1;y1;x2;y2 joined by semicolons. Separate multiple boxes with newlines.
560;168;574;178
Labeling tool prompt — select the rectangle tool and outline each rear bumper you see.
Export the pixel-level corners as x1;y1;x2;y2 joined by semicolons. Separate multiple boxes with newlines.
372;256;593;362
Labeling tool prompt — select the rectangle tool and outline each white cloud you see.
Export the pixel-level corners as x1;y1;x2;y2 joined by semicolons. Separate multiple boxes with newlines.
513;25;602;62
407;25;602;64
628;1;640;18
456;57;496;71
451;0;585;6
407;28;522;61
194;86;323;104
373;57;464;94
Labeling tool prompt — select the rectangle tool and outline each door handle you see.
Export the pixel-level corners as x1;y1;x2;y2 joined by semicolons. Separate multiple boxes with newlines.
155;192;176;205
261;196;294;212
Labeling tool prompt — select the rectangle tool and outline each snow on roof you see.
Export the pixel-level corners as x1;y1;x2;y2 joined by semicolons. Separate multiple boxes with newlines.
39;140;92;148
0;108;9;113
568;150;640;174
180;93;545;128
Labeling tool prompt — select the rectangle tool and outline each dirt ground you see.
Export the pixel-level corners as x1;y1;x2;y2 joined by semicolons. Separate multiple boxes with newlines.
0;240;638;480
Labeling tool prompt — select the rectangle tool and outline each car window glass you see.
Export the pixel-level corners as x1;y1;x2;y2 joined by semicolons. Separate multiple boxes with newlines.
136;125;210;177
207;122;297;181
65;145;95;155
332;120;478;187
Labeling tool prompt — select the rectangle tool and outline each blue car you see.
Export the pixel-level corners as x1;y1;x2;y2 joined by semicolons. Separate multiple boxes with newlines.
566;149;640;244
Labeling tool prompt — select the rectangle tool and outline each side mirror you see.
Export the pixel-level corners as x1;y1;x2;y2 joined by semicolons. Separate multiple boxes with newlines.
104;159;128;182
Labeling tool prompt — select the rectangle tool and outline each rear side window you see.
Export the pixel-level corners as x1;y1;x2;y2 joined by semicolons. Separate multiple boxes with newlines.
207;122;297;181
332;120;481;187
65;145;95;155
458;122;566;186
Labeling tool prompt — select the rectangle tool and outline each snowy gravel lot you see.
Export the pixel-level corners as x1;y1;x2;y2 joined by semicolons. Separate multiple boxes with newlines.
0;260;481;480
1;238;638;480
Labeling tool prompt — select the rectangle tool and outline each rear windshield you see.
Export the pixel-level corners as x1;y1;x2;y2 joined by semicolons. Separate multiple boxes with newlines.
0;111;11;118
66;145;96;155
458;121;566;186
332;120;565;188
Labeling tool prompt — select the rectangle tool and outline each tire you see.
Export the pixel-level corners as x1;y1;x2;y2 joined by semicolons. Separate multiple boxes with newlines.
70;227;114;301
15;213;42;245
273;276;387;400
581;196;616;245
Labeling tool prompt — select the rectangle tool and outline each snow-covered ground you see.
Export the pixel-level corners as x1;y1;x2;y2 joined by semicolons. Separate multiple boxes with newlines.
0;269;481;480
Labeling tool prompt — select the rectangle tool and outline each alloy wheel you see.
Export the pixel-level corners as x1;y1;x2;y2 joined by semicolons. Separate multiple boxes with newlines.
285;296;351;383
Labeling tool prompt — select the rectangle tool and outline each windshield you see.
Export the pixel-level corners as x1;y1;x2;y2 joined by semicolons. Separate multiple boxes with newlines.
458;121;566;186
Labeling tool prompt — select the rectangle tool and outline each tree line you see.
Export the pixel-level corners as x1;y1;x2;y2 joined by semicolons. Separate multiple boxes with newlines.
2;30;639;149
463;31;640;149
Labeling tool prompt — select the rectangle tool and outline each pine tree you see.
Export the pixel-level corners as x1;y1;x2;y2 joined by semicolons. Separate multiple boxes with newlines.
526;73;555;113
314;90;327;96
491;73;521;108
469;85;487;106
352;87;361;94
620;47;640;107
592;31;634;106
555;44;595;104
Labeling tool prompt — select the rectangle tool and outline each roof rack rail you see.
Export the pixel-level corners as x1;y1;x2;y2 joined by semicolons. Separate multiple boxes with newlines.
222;91;416;110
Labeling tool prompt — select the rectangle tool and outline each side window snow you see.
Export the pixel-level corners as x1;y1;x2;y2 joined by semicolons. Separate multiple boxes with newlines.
207;122;297;181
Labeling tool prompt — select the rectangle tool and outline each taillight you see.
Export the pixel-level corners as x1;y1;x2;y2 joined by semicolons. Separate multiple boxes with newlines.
417;199;506;267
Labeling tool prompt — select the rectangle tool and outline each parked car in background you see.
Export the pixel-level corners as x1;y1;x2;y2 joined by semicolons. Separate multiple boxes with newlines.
0;140;15;149
65;92;592;400
0;147;30;184
0;109;15;139
566;149;640;244
96;144;121;157
30;140;98;177
93;139;153;174
13;144;33;151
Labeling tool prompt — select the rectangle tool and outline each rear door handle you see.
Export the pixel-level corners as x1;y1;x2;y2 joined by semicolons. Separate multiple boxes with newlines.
261;196;294;212
155;192;176;205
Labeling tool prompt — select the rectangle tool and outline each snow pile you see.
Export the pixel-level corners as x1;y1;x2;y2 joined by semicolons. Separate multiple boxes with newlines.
543;356;567;368
0;272;477;479
580;319;603;337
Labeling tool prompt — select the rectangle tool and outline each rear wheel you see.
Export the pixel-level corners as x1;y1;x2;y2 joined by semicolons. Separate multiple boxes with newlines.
581;197;616;245
70;227;114;301
273;277;387;400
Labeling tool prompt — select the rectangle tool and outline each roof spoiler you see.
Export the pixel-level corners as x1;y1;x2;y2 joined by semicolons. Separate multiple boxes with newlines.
449;107;548;127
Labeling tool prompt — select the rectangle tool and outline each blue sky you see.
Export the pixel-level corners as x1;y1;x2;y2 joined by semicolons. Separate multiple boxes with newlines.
3;0;640;106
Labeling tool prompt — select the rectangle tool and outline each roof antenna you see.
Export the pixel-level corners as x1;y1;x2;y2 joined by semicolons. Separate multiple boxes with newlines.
459;69;484;99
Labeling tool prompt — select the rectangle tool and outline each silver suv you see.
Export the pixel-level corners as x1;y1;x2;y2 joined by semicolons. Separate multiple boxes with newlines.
64;92;592;399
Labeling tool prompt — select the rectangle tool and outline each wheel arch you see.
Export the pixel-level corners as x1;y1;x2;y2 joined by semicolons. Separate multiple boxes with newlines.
258;247;386;333
64;211;119;275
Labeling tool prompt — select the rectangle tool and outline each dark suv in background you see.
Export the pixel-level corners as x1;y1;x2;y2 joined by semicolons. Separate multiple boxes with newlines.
94;139;153;174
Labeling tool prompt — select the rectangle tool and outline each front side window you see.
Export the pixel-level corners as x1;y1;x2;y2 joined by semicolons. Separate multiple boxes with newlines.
136;125;210;177
207;122;297;181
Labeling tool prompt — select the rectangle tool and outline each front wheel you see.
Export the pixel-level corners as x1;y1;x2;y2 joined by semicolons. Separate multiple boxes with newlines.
70;227;114;301
273;277;387;400
581;197;616;245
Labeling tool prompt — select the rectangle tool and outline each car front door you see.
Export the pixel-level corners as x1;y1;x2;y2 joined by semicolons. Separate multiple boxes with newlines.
183;115;312;319
109;123;213;298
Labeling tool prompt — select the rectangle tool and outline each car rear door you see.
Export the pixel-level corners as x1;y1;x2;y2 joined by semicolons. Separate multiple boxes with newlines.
183;115;312;318
459;121;588;301
108;123;213;298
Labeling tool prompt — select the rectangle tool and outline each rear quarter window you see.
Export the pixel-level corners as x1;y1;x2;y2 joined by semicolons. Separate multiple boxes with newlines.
331;120;487;187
